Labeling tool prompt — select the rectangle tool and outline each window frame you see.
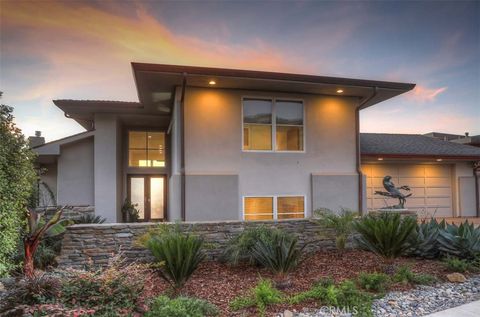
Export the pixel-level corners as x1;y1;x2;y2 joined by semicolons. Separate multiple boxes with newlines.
127;130;166;168
241;96;306;153
242;195;306;221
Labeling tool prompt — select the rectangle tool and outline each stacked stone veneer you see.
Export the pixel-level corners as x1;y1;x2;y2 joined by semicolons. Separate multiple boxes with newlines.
58;219;349;269
40;205;95;220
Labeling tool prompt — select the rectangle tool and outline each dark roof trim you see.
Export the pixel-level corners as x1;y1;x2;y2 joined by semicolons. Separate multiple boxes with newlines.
53;100;142;108
131;62;416;91
362;153;480;160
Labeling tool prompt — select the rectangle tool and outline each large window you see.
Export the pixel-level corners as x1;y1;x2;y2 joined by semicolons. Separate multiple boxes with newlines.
243;98;304;152
128;131;165;167
243;196;305;221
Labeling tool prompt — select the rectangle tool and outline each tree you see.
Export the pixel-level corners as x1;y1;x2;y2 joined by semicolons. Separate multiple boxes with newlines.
0;93;36;276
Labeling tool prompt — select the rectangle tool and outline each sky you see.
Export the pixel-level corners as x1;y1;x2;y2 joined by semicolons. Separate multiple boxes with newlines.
0;0;479;141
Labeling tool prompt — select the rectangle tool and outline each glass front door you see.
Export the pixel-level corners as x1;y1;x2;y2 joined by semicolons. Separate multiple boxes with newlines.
128;175;166;221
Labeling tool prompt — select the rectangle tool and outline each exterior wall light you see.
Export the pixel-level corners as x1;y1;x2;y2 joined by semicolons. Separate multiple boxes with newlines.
377;157;384;161
209;80;216;85
336;89;344;93
436;158;443;162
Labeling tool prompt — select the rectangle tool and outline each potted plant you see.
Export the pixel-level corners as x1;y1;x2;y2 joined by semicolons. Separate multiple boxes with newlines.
122;199;140;223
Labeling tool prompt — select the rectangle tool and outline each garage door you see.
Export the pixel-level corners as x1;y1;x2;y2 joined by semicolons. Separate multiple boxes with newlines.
362;164;453;217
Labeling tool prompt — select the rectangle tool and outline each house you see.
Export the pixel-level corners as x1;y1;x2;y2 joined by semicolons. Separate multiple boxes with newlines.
31;63;479;223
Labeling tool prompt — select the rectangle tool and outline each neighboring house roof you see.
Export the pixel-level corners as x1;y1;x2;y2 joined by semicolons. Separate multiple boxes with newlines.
33;130;95;163
423;132;465;141
360;133;480;159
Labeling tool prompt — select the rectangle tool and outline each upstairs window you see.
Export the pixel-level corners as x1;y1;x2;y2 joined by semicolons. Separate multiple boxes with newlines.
242;98;304;152
128;131;165;167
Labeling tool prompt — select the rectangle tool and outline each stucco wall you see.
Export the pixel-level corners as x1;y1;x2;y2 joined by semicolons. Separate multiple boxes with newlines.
94;114;121;222
183;88;359;219
312;174;359;212
57;138;94;206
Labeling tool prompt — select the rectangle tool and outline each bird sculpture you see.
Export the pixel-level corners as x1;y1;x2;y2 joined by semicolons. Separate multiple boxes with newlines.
374;175;412;209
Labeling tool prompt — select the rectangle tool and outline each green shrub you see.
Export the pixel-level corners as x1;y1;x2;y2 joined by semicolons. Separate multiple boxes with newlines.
74;214;106;224
443;257;470;273
146;225;205;291
61;260;144;315
222;226;279;265
230;278;283;317
145;295;218;317
289;279;373;316
353;213;417;262
313;208;358;250
393;265;437;285
437;221;480;260
250;230;303;276
357;272;390;293
408;218;444;259
0;100;36;277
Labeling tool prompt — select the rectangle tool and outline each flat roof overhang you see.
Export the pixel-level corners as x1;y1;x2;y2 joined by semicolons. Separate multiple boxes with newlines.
362;153;480;162
132;62;416;111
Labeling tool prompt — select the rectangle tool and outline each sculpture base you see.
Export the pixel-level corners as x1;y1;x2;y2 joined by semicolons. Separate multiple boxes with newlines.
369;209;417;216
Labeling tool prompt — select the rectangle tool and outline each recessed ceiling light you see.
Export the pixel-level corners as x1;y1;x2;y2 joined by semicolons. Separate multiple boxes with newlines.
436;158;443;162
336;89;344;93
208;80;216;85
377;157;384;161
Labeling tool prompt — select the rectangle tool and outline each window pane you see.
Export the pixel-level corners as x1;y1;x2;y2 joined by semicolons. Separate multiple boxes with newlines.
130;178;145;219
129;131;146;149
129;150;148;167
244;124;272;150
243;99;272;124
149;150;165;167
276;100;303;125
150;177;164;219
244;197;273;221
276;126;303;151
147;132;165;150
277;196;304;219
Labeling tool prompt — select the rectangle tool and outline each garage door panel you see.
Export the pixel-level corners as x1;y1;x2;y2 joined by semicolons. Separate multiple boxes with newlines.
426;187;451;197
372;166;398;178
426;197;452;208
399;177;425;187
425;177;450;187
425;166;450;177
363;164;453;217
398;165;425;177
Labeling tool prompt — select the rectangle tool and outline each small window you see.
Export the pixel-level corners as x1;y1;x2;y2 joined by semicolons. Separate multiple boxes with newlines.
243;99;273;150
277;196;304;219
243;196;305;221
128;131;165;167
276;100;303;151
244;197;274;220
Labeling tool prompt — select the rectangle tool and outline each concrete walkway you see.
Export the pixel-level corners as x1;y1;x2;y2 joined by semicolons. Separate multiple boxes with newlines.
425;300;480;317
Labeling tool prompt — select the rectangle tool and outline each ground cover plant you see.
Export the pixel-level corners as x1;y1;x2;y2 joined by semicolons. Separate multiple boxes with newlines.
230;278;283;317
145;295;219;317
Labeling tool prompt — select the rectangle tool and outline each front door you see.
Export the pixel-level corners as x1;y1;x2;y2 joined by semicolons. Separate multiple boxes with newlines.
128;175;166;221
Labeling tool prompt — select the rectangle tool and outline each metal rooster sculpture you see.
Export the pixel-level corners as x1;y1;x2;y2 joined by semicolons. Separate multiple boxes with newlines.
374;175;412;209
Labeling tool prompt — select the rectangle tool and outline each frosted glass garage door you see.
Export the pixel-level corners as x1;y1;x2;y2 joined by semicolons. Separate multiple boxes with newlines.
362;164;453;217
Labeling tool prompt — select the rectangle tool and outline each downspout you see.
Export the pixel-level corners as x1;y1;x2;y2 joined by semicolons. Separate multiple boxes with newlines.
474;162;480;217
356;87;378;214
180;73;187;221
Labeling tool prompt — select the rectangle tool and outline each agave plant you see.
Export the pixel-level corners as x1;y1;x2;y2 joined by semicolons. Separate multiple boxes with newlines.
408;218;445;259
23;207;71;277
437;221;480;259
250;230;304;276
146;229;205;291
313;208;358;250
353;212;417;264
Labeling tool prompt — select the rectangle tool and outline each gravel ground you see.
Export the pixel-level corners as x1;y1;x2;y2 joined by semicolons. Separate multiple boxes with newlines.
282;276;480;317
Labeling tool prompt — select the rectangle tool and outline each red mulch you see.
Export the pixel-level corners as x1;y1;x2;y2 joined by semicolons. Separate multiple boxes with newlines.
140;250;448;317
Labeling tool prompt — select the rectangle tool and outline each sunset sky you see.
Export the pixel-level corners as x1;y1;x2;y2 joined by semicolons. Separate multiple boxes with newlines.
1;0;479;141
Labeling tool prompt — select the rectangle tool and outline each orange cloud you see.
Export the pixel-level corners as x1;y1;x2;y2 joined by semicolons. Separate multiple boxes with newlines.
406;85;447;103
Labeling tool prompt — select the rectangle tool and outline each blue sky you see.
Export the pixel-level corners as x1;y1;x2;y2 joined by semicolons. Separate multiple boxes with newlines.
1;0;478;141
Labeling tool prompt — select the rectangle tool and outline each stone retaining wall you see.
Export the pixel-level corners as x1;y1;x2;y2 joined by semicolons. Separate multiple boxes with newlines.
40;205;95;220
58;219;349;269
